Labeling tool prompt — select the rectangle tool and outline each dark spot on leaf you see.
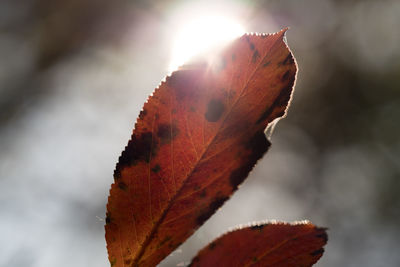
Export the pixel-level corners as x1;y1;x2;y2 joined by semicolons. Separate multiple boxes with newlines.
282;70;290;81
114;171;121;180
205;99;225;122
139;109;147;119
157;123;179;144
157;124;169;142
229;131;270;190
256;107;272;125
124;259;132;265
105;213;111;224
157;236;172;249
263;61;271;67
114;132;156;179
209;241;217;250
190;106;196;112
232;53;236;61
256;82;293;124
251;224;265;231
246;131;271;152
311;248;324;256
252;50;260;63
196;196;229;225
199;190;207;198
110;258;117;266
167;67;206;100
281;53;294;65
118;182;128;191
151;164;161;173
249;42;255;50
252;257;258;262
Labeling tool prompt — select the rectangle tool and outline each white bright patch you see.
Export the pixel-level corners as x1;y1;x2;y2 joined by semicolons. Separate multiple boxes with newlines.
169;16;245;72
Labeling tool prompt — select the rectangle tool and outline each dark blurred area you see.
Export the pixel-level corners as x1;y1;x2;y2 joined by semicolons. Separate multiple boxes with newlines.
1;0;399;266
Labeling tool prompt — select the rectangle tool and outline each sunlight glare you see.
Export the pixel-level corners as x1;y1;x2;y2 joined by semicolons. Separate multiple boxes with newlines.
169;16;245;72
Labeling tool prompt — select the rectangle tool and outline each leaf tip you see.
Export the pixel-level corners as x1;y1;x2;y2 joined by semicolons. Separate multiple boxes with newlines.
276;27;290;45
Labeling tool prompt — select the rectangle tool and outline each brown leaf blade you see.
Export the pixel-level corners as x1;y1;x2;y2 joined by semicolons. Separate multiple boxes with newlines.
190;221;328;267
105;29;297;267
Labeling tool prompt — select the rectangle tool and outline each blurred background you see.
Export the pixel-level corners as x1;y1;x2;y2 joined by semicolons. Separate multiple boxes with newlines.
1;0;399;266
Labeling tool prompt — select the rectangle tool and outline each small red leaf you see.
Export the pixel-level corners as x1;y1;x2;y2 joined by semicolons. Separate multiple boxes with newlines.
190;221;328;267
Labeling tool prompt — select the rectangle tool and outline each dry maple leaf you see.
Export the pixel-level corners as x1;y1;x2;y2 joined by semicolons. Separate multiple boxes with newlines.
105;28;297;267
190;221;328;267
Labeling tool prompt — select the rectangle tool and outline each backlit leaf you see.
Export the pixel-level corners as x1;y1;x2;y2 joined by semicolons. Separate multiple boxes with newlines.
105;28;297;267
190;221;328;267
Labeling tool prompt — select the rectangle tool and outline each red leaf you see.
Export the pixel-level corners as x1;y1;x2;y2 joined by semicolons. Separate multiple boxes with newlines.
105;29;297;267
190;221;328;267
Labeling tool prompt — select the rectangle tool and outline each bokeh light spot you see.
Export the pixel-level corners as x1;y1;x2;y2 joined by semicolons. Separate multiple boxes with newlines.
169;15;245;72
